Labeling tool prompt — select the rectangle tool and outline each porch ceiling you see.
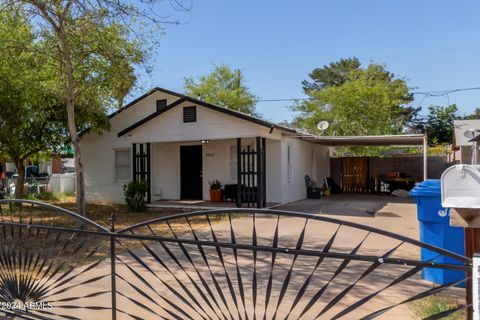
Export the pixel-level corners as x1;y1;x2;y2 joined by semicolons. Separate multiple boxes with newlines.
297;134;426;146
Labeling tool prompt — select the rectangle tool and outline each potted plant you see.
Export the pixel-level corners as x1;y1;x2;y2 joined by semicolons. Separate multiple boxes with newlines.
209;180;222;202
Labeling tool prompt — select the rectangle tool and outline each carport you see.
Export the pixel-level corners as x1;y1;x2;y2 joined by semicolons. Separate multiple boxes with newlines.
294;134;428;188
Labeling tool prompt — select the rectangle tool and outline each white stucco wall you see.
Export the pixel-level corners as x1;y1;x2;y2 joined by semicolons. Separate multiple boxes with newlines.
280;137;330;204
80;91;181;203
80;89;330;204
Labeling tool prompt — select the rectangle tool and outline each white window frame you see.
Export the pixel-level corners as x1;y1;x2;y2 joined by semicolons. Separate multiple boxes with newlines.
114;148;131;182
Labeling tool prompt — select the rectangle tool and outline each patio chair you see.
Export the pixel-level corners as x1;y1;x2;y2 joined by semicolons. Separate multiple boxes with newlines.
305;175;322;199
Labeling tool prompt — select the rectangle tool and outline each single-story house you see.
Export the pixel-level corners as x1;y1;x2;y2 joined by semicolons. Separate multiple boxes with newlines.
80;87;331;206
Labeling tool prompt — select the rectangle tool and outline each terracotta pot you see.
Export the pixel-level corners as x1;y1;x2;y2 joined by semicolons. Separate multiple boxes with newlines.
209;189;222;202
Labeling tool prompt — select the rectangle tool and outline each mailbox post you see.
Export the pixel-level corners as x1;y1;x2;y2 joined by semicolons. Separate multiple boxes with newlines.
442;164;480;319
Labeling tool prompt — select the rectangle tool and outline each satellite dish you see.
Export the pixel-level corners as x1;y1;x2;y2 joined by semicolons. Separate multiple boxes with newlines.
464;129;476;139
317;121;329;132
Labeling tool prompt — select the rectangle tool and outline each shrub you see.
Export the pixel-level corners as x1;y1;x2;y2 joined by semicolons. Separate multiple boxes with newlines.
209;180;222;190
123;181;149;212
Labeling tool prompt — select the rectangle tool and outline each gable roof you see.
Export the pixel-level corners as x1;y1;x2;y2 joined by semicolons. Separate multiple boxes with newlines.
117;91;297;137
108;87;185;119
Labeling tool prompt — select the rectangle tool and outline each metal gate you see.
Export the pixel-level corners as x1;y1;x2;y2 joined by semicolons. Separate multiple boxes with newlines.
236;137;266;208
132;143;151;203
0;199;470;319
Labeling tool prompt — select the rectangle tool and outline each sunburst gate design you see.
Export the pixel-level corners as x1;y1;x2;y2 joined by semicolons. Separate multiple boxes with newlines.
0;200;111;320
0;200;472;319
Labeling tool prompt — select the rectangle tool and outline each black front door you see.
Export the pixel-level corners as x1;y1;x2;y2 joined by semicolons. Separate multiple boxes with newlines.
180;145;203;199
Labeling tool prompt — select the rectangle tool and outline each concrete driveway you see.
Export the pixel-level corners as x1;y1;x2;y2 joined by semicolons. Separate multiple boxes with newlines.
274;194;419;240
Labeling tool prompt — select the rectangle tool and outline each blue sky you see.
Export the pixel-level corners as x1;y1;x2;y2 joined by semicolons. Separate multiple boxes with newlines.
139;0;480;123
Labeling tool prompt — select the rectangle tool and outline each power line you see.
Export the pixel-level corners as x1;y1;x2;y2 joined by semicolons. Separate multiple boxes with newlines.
254;86;480;103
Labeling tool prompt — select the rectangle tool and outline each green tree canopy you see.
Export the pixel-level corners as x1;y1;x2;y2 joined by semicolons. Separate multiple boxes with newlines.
0;10;67;198
8;0;151;215
292;59;414;136
302;57;361;94
413;104;458;145
184;65;258;115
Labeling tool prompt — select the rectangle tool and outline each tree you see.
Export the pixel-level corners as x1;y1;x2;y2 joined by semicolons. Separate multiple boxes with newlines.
461;107;480;120
302;57;361;94
184;65;258;115
292;60;413;139
0;11;66;198
415;105;458;145
5;0;175;215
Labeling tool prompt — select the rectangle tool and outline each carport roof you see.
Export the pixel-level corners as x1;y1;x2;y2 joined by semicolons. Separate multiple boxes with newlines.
296;134;426;146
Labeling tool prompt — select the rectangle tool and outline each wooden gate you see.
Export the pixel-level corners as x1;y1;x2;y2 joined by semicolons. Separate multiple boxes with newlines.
341;157;369;193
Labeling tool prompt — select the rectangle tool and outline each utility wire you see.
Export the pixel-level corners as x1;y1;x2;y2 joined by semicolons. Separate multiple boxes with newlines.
254;86;480;103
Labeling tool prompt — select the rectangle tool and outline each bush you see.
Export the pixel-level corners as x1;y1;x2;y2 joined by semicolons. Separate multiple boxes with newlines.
209;179;222;190
123;181;149;212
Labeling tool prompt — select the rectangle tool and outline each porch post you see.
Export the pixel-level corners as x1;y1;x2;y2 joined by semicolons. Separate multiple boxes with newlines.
256;137;262;208
262;138;266;208
146;143;151;204
236;138;242;208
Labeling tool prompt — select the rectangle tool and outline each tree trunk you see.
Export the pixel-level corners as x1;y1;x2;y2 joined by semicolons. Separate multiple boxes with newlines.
59;30;86;217
14;161;25;199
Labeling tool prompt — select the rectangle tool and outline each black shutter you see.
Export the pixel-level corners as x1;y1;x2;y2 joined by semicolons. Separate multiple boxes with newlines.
183;106;197;123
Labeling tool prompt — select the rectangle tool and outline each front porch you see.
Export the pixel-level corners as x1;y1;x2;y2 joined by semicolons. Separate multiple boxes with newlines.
132;136;281;209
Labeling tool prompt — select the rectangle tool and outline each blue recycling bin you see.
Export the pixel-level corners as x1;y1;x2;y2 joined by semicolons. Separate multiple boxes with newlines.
410;180;465;287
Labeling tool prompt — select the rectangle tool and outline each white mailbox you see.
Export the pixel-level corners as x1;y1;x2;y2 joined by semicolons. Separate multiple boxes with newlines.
441;164;480;228
441;164;480;209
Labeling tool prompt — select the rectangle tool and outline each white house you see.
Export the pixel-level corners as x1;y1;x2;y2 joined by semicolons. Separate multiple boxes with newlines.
80;87;331;206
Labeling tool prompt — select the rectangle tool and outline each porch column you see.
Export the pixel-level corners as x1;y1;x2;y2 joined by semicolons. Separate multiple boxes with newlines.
256;137;262;208
262;138;267;208
236;138;242;208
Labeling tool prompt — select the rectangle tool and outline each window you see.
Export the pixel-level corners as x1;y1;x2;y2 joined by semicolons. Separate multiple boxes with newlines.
114;149;131;181
287;145;292;183
183;106;197;123
156;99;167;112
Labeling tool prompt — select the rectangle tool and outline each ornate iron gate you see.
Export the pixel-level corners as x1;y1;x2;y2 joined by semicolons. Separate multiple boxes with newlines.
236;137;266;208
132;143;151;203
0;199;471;319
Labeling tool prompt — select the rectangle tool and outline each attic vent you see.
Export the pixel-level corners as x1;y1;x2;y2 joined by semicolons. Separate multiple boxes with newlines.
156;99;167;112
183;106;197;123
